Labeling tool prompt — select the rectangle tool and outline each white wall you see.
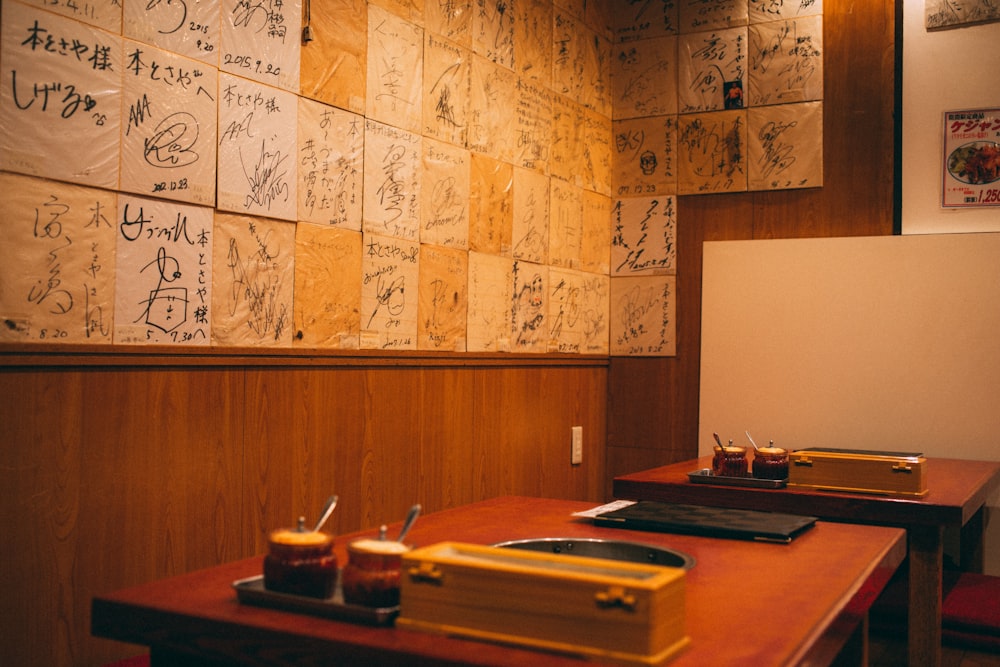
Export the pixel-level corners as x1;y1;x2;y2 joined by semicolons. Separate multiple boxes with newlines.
901;2;1000;234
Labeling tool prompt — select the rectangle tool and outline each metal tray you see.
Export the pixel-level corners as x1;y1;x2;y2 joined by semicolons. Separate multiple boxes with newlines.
688;468;787;489
233;574;398;626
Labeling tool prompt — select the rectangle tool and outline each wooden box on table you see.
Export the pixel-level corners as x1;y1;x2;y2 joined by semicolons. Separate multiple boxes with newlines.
396;542;688;665
788;448;928;497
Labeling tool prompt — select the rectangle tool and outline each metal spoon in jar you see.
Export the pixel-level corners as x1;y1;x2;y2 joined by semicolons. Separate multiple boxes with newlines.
396;504;422;543
313;495;339;532
745;430;759;451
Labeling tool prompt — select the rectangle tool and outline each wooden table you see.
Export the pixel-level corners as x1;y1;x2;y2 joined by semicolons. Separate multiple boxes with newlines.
614;456;1000;667
92;496;905;666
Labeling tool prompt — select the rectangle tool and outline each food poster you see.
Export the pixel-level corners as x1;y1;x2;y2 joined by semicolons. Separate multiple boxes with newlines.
216;73;298;221
123;0;219;65
120;39;218;207
0;2;121;190
747;101;823;191
466;251;512;352
362;119;422;241
942;108;1000;207
219;0;300;93
548;267;610;355
0;172;116;343
360;232;419;350
420;138;470;249
611;195;678;276
293;224;362;348
366;4;423;134
297;97;364;230
114;195;213;345
417;244;468;351
211;212;295;346
610;275;677;357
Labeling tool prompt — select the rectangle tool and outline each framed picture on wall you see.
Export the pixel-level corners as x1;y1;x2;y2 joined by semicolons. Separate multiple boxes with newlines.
926;0;1000;30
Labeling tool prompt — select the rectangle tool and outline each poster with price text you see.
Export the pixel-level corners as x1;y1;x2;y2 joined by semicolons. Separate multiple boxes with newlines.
942;108;1000;208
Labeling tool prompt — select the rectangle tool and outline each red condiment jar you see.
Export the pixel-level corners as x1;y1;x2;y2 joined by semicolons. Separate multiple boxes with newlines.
340;538;411;608
713;444;748;477
263;518;337;599
752;443;789;480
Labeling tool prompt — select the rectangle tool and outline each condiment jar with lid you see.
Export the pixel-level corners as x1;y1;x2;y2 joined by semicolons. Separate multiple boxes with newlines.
713;441;748;477
341;537;411;608
752;441;789;480
263;517;337;599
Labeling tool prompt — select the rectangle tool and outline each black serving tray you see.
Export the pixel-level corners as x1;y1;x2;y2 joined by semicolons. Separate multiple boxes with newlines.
233;574;398;626
688;468;787;489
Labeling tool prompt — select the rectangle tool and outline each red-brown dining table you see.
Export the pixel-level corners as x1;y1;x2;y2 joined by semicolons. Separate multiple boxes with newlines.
613;456;1000;667
92;495;906;666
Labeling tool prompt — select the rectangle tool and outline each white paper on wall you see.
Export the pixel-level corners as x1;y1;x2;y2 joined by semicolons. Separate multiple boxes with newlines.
363;119;422;241
120;40;218;207
747;15;823;107
514;78;553;173
420;138;470;249
217;73;298;221
548;267;610;355
0;172;116;343
466;251;512;352
293;223;362;348
423;33;471;147
366;4;424;134
219;0;301;92
123;0;220;65
0;2;121;189
23;0;123;33
677;109;749;194
678;26;747;114
417;243;468;351
610;275;676;357
749;0;822;23
548;178;582;269
747;101;823;190
679;0;748;33
472;0;515;68
512;167;550;264
360;232;419;350
613;115;678;198
611;195;677;276
114;195;213;345
297;97;364;230
211;212;295;346
612;35;678;121
511;260;548;352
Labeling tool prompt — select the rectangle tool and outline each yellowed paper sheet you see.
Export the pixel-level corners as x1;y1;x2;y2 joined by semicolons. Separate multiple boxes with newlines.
220;0;300;92
421;138;470;249
748;15;823;106
423;33;471;147
549;95;584;183
217;73;298;221
472;0;515;68
469;154;512;255
417;244;468;351
679;0;748;32
612;1;679;42
678;27;748;113
366;4;423;134
552;10;585;104
514;79;553;173
610;275;676;356
579;25;611;118
582;109;613;196
678;109;749;194
749;0;822;23
425;0;472;48
120;40;218;207
211;212;296;346
114;195;213;345
549;179;583;269
25;0;121;32
515;0;552;85
369;0;424;23
299;0;367;114
511;261;548;352
611;195;677;276
467;55;517;162
581;190;611;275
1;2;121;189
613;115;678;198
612;36;678;120
512;167;550;264
363;119;422;241
360;233;419;350
466;251;512;352
297;97;364;230
747;101;823;191
0;172;116;343
123;0;219;65
293;224;361;348
548;268;609;354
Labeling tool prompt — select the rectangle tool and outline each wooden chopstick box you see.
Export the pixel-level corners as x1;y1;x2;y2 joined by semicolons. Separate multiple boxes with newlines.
787;448;928;497
396;542;689;665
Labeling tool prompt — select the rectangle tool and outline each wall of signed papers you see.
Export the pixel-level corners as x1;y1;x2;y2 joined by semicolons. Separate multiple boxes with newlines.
0;0;822;356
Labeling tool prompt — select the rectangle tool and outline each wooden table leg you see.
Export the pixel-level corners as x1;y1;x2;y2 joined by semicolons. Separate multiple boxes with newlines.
908;525;944;667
